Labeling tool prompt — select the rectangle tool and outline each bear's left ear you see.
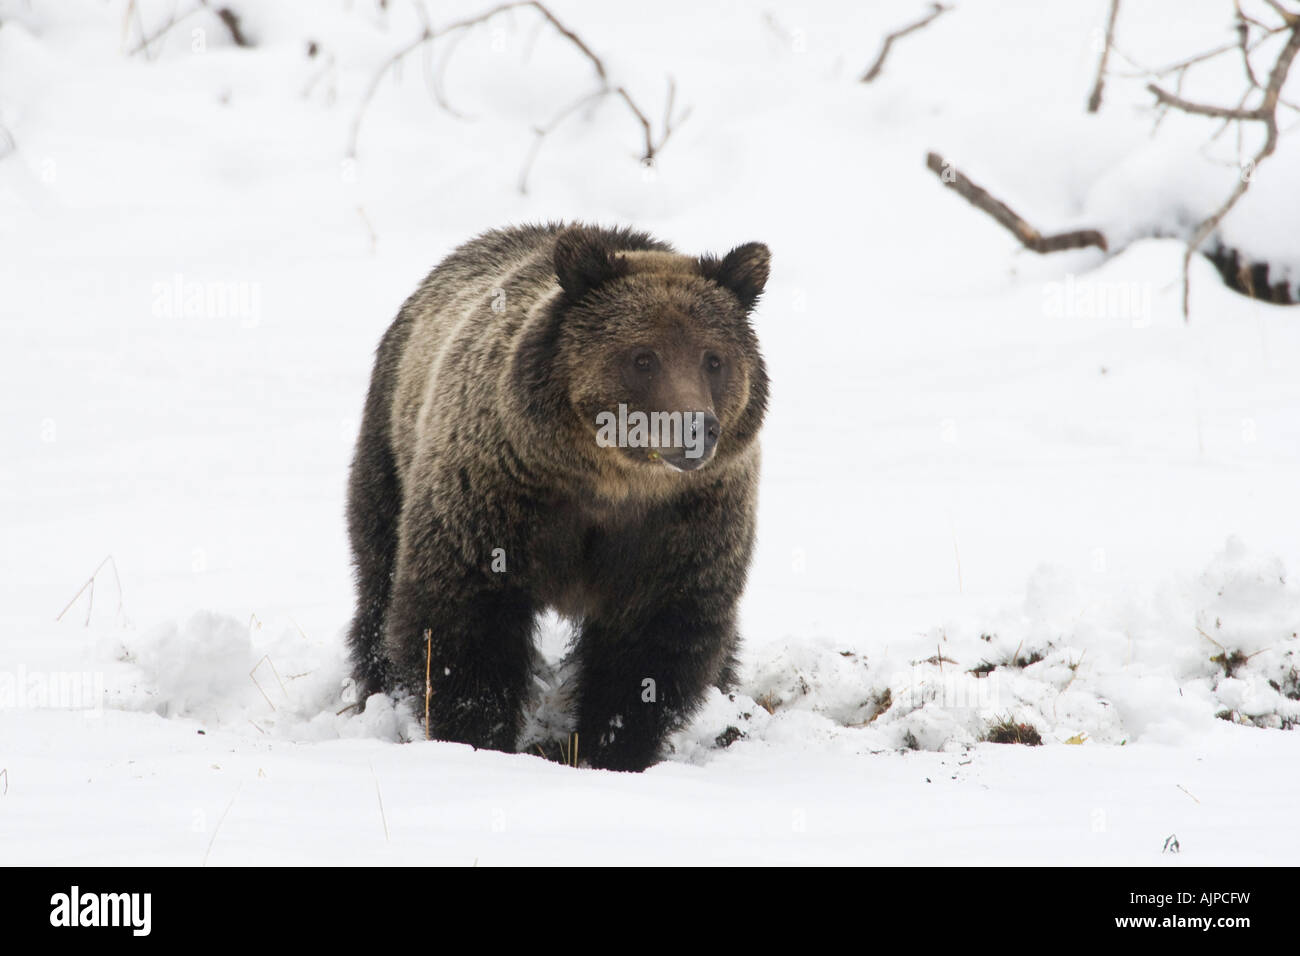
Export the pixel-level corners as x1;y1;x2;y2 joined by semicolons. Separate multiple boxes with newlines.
698;242;771;311
554;227;629;303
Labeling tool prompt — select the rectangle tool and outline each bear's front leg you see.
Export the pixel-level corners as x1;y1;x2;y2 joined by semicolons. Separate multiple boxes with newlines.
384;557;537;754
573;603;738;771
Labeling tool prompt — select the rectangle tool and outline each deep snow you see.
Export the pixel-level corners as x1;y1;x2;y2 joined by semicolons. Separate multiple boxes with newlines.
1;0;1298;864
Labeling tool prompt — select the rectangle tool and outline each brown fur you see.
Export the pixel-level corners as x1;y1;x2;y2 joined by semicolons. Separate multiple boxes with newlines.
345;222;770;770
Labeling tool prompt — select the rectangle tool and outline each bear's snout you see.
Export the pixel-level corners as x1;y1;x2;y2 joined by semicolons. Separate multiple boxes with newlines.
691;411;720;455
659;411;719;471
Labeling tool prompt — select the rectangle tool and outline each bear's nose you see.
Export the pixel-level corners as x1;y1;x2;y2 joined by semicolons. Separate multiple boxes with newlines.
689;412;720;452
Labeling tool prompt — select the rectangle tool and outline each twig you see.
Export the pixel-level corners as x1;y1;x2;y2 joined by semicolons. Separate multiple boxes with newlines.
517;89;606;194
1235;3;1262;90
203;783;242;866
249;655;291;712
1263;0;1299;24
424;628;433;741
1087;0;1122;112
370;762;390;842
55;555;125;626
347;0;689;191
860;3;951;83
357;205;378;255
1195;625;1226;652
127;0;247;57
409;1;470;119
1147;83;1264;121
1148;16;1300;316
925;152;1109;253
212;6;250;47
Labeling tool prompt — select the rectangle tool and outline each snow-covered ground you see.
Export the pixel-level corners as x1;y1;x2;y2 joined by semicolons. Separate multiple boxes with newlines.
2;0;1298;864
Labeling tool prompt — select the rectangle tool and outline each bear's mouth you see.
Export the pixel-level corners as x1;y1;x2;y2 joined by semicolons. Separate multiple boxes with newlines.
646;448;713;472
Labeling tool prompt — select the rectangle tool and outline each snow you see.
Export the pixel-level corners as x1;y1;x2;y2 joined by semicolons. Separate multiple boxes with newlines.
2;0;1298;864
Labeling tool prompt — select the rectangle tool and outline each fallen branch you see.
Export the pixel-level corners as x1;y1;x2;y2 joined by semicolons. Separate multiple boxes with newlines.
860;3;951;83
924;152;1108;253
1087;0;1122;112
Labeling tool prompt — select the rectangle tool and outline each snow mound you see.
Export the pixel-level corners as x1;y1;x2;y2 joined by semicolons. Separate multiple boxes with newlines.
694;537;1300;758
106;610;419;742
95;540;1299;763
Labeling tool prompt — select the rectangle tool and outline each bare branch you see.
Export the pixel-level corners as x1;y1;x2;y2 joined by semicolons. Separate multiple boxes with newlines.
1147;82;1265;120
348;0;686;188
127;2;204;56
1154;17;1300;315
348;27;434;158
860;3;951;83
1262;0;1299;24
517;89;606;194
126;0;251;56
1087;0;1122;112
925;152;1108;253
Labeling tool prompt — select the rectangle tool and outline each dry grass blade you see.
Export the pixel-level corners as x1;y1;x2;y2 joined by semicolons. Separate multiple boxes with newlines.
202;783;243;866
55;555;125;626
424;628;433;741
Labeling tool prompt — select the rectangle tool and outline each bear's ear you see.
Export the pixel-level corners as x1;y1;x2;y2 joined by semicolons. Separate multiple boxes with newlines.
553;227;629;302
698;242;771;311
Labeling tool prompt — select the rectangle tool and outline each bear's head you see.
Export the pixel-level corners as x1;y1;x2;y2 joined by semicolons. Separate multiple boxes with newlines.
530;226;769;478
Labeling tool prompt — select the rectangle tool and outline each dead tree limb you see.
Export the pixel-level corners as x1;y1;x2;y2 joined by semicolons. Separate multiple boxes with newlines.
860;3;951;83
924;152;1108;253
1145;11;1300;316
1087;0;1122;112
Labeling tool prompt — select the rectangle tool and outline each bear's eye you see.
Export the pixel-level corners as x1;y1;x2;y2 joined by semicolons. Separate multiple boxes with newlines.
632;351;657;373
705;353;723;373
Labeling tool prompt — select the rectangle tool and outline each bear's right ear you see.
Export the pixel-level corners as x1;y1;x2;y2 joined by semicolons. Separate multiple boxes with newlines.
554;228;629;303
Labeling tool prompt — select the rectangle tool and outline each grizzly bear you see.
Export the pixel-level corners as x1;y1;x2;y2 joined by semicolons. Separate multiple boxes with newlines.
345;223;769;771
